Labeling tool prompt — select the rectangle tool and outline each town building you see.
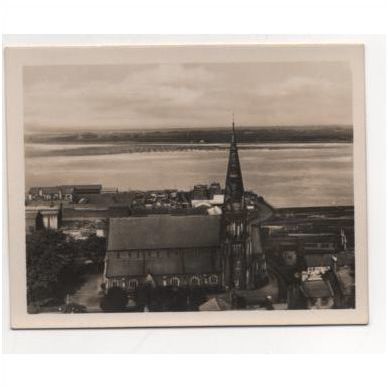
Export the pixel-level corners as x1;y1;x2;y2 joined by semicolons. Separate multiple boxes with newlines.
190;183;224;209
25;204;62;234
103;121;274;292
191;184;209;200
286;247;355;309
27;184;103;202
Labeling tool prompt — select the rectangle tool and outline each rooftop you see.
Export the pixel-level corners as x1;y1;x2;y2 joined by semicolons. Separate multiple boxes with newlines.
301;279;334;298
107;214;221;251
105;250;220;277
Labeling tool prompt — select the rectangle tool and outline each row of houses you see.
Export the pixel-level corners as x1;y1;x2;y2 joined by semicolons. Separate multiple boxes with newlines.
26;184;118;202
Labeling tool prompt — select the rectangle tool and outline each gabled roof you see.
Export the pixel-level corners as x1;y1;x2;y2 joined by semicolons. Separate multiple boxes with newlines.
301;279;334;298
107;215;221;251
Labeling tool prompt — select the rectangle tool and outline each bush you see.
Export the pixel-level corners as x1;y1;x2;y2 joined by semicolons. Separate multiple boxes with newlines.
100;287;128;312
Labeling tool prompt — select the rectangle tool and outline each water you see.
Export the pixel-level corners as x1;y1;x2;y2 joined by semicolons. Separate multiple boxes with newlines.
25;142;353;208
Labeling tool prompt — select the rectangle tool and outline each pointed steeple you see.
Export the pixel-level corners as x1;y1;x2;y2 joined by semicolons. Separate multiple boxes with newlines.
224;116;245;207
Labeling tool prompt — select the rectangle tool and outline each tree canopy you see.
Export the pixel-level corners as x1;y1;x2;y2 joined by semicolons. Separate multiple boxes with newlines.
75;234;106;271
26;230;84;304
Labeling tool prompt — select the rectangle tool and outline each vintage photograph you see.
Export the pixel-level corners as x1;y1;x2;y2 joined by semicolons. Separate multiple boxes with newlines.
5;44;368;327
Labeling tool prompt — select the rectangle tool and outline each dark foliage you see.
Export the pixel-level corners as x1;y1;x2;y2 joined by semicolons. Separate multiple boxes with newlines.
230;292;247;309
100;287;128;312
134;286;209;312
75;235;106;271
26;230;84;304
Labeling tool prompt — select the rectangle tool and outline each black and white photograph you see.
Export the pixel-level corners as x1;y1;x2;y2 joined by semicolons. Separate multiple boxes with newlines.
5;44;368;328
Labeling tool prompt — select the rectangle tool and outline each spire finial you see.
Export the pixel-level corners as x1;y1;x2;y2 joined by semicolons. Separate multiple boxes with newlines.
225;111;244;205
232;112;236;138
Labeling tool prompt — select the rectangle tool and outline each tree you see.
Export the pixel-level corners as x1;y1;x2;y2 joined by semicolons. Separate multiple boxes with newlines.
100;287;128;312
26;230;82;304
134;286;191;312
76;235;106;271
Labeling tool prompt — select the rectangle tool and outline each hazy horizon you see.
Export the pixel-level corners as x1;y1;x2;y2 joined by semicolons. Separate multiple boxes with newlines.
25;124;353;137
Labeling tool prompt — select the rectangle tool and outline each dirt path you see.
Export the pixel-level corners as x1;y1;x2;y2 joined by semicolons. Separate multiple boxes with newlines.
69;273;104;312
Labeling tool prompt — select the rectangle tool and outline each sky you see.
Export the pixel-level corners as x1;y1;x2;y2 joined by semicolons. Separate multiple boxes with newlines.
23;61;352;134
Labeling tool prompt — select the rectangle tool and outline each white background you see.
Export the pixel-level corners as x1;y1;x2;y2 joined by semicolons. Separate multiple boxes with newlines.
1;0;387;387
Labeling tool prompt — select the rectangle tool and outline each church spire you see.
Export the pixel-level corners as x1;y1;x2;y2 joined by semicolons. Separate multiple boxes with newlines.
224;116;245;207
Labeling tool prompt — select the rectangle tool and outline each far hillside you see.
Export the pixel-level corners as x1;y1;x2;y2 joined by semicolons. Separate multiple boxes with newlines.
25;125;353;144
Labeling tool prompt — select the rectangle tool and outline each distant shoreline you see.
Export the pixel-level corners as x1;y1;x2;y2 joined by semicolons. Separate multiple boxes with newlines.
25;141;352;158
25;125;353;145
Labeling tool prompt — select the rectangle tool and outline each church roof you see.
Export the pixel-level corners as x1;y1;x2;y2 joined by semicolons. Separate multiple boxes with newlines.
105;251;221;277
106;258;145;277
107;214;221;251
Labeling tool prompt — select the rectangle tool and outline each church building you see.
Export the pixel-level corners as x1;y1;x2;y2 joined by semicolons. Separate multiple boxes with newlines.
103;121;273;292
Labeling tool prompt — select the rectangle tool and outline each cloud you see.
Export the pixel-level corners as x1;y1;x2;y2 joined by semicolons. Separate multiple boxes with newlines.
24;61;352;133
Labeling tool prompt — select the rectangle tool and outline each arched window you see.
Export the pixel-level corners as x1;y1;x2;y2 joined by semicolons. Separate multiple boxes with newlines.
128;279;139;289
209;275;218;285
190;276;201;286
169;277;180;287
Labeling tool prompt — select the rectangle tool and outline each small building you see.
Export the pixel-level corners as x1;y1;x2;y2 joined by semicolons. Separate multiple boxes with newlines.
191;184;209;200
304;254;336;272
298;254;352;309
73;184;102;195
27;184;103;202
209;182;222;195
25;205;61;233
300;277;336;309
28;186;62;201
191;194;224;208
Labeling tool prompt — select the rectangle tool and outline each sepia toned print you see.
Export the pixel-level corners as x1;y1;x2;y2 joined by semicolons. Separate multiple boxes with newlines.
6;44;368;328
